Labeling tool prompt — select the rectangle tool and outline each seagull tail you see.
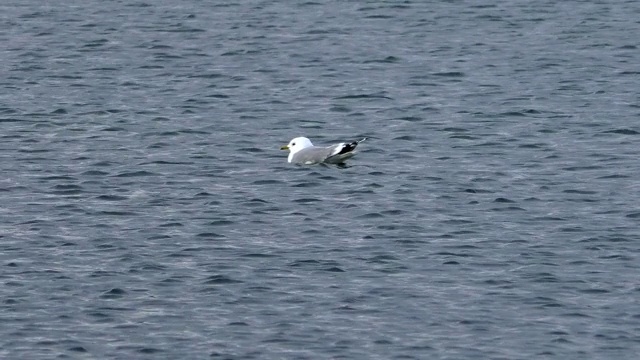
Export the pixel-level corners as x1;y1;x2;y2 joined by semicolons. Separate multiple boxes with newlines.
347;137;367;150
333;138;366;157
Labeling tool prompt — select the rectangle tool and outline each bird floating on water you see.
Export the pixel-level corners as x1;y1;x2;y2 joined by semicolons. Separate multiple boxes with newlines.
280;137;366;165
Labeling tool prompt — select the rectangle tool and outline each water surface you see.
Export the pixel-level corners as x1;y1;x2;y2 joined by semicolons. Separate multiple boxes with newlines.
1;1;639;358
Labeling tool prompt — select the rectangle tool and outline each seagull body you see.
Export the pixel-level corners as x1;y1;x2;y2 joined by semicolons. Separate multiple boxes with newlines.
280;137;366;165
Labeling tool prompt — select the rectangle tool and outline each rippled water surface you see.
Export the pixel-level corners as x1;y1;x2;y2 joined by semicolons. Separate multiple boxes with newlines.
2;1;640;358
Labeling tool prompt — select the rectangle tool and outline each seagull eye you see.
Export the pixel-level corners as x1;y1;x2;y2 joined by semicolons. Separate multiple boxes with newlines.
292;142;296;146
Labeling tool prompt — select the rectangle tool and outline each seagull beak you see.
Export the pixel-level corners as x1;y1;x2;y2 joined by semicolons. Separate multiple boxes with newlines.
280;145;289;150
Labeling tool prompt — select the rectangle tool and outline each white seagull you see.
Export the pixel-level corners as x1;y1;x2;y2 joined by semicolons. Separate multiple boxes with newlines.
280;137;366;165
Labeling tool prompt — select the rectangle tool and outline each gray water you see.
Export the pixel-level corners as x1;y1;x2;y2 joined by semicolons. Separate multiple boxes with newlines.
2;1;640;359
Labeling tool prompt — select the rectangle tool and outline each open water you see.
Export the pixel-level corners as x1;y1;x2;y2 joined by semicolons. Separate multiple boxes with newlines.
1;1;640;359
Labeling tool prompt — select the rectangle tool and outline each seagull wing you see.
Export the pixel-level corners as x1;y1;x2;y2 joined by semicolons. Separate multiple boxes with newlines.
324;138;366;164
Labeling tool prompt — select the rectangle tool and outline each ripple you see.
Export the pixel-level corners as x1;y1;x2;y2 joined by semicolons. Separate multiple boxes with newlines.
603;129;639;135
196;232;226;238
100;288;127;299
293;198;321;203
431;71;465;77
203;275;243;285
356;212;384;219
96;195;128;201
113;171;158;177
97;210;139;216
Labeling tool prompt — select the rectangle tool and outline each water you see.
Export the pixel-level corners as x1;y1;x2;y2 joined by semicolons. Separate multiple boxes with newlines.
1;1;639;358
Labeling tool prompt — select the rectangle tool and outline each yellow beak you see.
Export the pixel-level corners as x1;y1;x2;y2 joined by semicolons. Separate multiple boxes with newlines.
280;145;289;150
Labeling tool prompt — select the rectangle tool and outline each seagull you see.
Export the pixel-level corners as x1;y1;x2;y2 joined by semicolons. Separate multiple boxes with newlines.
280;137;366;165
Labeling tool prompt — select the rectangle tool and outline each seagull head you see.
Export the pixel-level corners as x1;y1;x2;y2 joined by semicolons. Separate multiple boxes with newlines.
280;137;313;154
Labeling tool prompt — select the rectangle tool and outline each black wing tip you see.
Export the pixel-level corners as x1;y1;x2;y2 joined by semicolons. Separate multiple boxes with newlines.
334;138;366;156
334;141;356;155
350;137;367;148
336;143;356;155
